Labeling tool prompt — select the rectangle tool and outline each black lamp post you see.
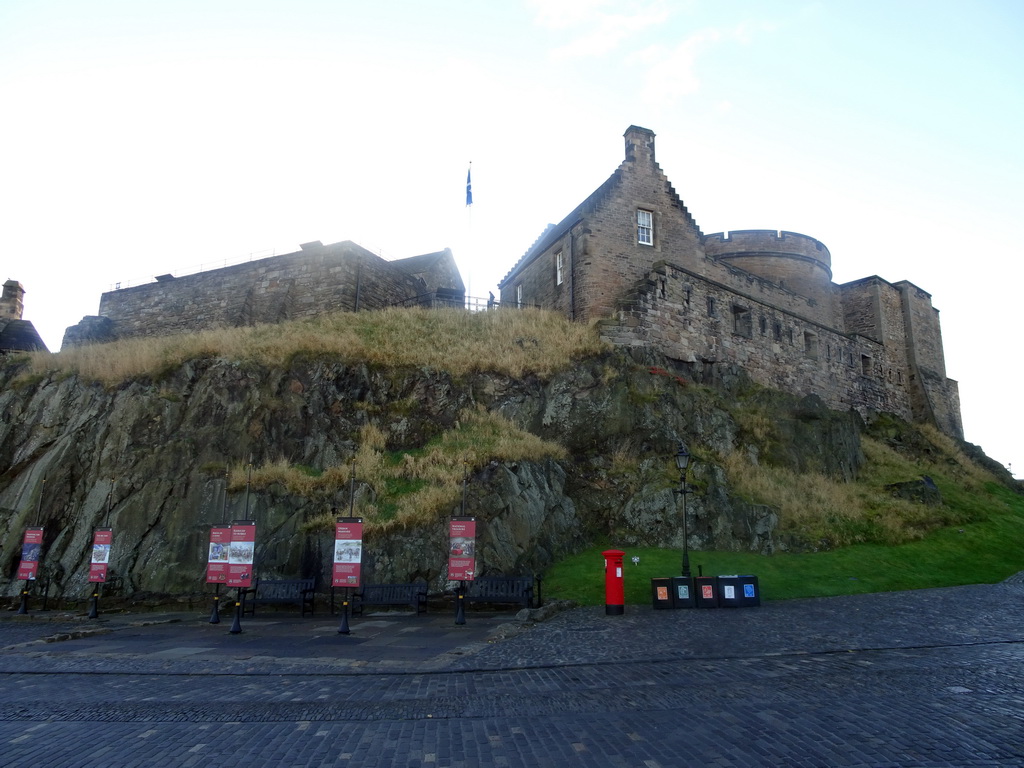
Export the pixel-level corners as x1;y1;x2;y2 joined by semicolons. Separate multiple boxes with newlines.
674;441;695;578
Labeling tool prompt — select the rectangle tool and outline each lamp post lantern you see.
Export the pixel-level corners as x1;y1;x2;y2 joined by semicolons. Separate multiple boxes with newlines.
674;441;695;578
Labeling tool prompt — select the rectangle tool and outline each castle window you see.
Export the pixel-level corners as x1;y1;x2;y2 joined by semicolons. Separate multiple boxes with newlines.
516;284;523;309
555;251;564;286
788;328;794;345
804;331;818;359
759;316;767;335
637;209;653;246
861;354;872;376
732;305;752;338
772;321;781;341
707;296;716;317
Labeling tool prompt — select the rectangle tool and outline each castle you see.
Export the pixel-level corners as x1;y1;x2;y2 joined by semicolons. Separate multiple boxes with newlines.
59;125;961;440
498;126;962;439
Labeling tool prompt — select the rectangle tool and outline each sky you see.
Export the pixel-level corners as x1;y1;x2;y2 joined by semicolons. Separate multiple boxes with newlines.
2;0;1022;478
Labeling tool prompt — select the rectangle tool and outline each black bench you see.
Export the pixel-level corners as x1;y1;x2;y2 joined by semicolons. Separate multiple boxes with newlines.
351;583;428;615
464;576;535;609
241;578;316;617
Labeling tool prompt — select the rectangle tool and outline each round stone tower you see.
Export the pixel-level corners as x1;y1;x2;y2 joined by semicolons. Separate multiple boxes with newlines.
703;230;833;310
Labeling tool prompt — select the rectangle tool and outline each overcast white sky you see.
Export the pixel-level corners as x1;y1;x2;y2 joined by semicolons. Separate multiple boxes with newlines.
2;0;1021;477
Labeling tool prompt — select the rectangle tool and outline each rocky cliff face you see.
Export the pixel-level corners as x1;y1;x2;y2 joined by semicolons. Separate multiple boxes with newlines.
0;349;865;602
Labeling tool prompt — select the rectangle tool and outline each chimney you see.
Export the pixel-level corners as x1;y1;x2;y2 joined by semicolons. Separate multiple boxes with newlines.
2;279;25;319
624;125;656;164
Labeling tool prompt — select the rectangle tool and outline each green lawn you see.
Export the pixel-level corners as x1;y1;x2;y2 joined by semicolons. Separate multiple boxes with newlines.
543;484;1024;604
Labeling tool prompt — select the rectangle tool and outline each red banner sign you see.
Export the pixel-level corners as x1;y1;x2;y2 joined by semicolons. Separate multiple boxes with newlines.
88;528;113;583
16;527;44;581
448;517;477;581
226;521;256;588
205;525;231;584
332;517;363;588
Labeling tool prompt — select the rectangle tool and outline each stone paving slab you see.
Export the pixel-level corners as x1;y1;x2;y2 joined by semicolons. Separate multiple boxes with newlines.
2;579;1023;767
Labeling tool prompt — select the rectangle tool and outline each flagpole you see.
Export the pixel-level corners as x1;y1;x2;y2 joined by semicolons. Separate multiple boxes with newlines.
466;161;473;306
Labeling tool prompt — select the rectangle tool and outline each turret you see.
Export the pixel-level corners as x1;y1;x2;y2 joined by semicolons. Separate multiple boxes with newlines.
2;279;26;319
704;230;834;318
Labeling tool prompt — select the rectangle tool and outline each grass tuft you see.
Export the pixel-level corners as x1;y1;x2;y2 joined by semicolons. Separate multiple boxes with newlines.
24;307;607;386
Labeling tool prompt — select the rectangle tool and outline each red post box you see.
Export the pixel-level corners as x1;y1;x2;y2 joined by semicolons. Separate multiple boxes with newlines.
603;549;625;615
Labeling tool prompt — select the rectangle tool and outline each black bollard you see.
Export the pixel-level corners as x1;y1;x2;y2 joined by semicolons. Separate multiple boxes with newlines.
16;584;29;615
455;581;466;625
337;589;351;635
209;584;221;625
87;589;99;619
229;588;244;634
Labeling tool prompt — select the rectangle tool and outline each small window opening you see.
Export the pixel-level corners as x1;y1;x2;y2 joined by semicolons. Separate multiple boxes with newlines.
732;305;752;338
804;331;818;359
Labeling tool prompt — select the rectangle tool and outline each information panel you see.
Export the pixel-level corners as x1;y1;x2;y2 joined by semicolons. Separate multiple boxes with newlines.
226;521;256;588
332;517;363;588
448;516;477;581
16;527;44;581
205;524;231;584
88;527;113;583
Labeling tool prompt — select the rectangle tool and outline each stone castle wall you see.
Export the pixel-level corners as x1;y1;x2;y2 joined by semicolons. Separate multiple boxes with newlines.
93;242;417;341
64;241;463;348
600;261;910;421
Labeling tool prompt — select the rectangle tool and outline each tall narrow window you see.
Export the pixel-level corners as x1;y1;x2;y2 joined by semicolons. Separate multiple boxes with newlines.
637;209;653;246
555;251;564;286
516;284;523;308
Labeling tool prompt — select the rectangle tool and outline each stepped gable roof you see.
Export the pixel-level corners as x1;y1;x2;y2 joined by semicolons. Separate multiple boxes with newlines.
498;126;704;288
0;318;48;353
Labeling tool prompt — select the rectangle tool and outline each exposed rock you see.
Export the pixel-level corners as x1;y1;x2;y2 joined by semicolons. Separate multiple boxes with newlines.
1;350;873;601
886;476;942;506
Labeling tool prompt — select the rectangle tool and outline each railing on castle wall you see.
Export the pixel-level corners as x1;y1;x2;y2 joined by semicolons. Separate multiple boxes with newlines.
389;293;501;312
388;293;547;312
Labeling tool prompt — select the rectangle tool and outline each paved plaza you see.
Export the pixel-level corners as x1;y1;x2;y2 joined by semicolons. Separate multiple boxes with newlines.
2;577;1023;767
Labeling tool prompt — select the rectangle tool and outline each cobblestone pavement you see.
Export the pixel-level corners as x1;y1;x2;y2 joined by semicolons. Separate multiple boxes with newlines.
2;578;1023;767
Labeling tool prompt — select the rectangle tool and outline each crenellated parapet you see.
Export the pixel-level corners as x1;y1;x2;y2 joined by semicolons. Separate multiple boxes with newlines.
704;229;830;265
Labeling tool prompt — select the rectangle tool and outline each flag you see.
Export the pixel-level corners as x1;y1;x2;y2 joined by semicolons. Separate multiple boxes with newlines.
466;164;473;207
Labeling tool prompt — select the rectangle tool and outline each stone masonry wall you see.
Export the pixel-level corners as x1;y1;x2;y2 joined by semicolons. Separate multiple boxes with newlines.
90;242;426;342
600;261;912;421
897;281;962;437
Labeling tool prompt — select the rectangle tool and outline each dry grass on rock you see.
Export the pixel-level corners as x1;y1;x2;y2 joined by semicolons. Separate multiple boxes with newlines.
233;409;566;535
24;307;607;386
